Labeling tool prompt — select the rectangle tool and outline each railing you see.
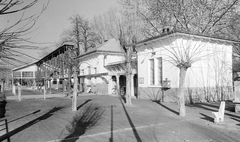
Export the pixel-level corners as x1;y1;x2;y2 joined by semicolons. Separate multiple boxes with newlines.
0;118;10;142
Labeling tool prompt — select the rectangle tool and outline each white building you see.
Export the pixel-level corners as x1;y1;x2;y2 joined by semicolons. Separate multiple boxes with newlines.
78;38;138;97
136;32;236;102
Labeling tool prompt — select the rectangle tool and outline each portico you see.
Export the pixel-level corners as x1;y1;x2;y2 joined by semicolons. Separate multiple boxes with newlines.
105;59;138;98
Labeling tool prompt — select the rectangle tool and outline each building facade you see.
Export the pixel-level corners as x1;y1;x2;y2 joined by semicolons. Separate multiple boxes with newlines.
136;32;235;102
12;63;37;87
77;38;137;97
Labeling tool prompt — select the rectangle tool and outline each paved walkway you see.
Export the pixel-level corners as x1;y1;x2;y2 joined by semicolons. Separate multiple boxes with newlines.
0;89;239;142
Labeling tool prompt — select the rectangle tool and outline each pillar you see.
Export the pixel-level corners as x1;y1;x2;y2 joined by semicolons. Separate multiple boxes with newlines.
116;75;120;95
18;85;21;101
108;76;113;95
43;86;46;100
49;79;52;94
12;85;16;95
57;79;59;90
131;74;134;97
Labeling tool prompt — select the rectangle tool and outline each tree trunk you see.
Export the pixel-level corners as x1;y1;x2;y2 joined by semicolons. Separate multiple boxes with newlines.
126;74;132;105
178;67;187;117
125;47;132;105
68;68;71;96
72;67;78;111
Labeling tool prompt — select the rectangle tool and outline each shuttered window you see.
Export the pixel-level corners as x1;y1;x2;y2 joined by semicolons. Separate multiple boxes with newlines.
158;57;163;85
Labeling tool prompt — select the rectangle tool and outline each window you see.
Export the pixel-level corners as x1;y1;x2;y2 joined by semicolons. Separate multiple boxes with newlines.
149;59;155;85
158;57;163;85
53;79;57;84
22;71;34;78
13;71;21;78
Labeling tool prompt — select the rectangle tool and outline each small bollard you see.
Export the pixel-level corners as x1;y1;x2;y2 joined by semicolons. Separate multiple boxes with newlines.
18;85;21;101
12;85;16;95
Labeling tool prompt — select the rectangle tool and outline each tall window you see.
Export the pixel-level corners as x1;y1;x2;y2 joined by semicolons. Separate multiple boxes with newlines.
158;57;163;85
149;59;155;85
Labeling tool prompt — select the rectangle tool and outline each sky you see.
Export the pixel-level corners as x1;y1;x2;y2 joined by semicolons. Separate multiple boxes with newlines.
1;0;119;64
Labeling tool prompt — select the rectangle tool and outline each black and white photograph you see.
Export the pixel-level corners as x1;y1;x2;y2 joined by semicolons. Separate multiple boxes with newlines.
0;0;240;141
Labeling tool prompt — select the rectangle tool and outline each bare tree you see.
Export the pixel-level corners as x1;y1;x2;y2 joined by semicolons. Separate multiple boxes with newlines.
0;0;49;67
91;1;141;105
61;15;101;54
128;0;239;38
92;8;122;41
120;0;239;115
60;15;101;111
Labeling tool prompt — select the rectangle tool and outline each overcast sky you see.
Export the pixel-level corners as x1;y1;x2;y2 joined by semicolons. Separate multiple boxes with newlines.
2;0;119;62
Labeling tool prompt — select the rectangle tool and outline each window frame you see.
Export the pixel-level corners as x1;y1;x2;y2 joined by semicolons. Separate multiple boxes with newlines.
148;57;163;87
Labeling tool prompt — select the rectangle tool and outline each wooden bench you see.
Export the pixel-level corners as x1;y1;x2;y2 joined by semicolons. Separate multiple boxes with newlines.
212;101;225;123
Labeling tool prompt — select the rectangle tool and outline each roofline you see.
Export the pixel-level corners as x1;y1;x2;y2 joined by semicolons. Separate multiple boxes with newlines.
136;31;240;47
36;43;74;64
12;62;37;71
75;50;124;59
105;58;137;66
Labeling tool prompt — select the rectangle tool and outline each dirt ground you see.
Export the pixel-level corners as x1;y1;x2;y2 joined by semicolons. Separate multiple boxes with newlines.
0;89;240;142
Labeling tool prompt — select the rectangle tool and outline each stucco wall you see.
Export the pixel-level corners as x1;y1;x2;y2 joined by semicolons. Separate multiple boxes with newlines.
137;35;233;102
104;55;125;66
138;37;232;88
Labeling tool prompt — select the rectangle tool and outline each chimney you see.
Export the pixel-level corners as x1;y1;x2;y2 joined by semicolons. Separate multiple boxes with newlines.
162;29;165;33
166;28;170;33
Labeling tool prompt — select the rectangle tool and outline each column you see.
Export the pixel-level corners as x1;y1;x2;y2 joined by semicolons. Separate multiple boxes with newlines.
131;74;134;98
116;75;120;95
108;76;113;95
57;79;59;89
43;86;46;100
12;77;15;95
49;79;52;94
12;84;16;95
18;85;21;101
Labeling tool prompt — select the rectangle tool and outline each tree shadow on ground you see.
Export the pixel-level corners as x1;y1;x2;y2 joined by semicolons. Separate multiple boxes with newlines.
231;117;240;126
154;102;179;115
119;97;142;142
195;101;235;112
77;99;92;110
199;113;214;122
62;103;105;142
186;103;240;120
109;105;113;142
0;106;65;141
